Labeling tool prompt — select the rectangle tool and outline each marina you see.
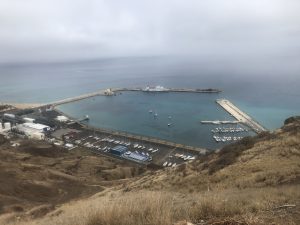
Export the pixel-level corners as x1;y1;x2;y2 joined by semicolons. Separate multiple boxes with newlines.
56;90;232;149
211;126;248;133
216;99;267;133
201;120;240;125
51;88;263;148
1;86;266;151
213;135;243;143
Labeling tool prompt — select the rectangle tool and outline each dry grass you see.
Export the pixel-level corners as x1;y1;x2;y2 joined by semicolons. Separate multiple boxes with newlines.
6;184;299;225
85;192;174;225
1;117;299;225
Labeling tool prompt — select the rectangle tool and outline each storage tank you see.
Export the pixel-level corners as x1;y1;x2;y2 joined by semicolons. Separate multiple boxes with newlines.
4;122;11;130
4;113;15;119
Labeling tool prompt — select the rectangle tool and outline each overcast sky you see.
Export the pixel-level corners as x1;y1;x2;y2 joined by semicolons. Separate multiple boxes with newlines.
0;0;300;63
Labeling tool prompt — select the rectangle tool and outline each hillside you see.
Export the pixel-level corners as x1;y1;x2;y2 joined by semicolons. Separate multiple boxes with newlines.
126;117;300;192
0;138;145;219
0;117;299;225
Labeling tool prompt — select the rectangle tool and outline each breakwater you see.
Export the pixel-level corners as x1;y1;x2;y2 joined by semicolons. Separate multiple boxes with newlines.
49;87;221;107
216;99;267;133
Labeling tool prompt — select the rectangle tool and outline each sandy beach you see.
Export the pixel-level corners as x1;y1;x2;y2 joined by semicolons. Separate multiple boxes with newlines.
1;103;42;110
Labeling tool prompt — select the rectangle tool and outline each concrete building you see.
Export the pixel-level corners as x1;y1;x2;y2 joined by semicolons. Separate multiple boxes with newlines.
110;145;127;156
3;113;15;119
15;122;50;140
127;152;149;161
0;122;12;133
22;123;50;132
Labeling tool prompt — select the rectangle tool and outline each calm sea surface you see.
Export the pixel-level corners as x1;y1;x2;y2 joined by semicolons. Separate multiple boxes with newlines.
1;57;299;148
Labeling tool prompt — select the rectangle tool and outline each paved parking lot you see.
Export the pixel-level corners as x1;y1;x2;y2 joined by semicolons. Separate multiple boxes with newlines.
55;128;199;167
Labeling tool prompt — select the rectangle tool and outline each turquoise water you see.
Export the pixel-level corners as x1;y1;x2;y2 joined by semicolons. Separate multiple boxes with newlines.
58;91;254;149
0;56;299;147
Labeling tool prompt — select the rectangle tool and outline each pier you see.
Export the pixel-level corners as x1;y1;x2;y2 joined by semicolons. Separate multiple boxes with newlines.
201;120;239;125
46;87;221;107
49;89;108;106
216;99;267;133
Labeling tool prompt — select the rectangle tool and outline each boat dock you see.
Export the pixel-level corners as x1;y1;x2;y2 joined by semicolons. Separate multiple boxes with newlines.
216;99;267;133
83;124;208;155
201;120;239;125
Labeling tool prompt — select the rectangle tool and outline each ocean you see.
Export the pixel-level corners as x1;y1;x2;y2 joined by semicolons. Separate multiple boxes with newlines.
1;56;299;148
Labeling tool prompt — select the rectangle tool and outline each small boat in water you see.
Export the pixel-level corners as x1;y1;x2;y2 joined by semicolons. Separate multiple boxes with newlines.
149;109;153;113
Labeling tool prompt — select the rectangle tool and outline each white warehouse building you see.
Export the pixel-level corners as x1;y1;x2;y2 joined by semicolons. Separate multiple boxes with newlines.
16;123;50;140
22;123;50;132
0;122;12;133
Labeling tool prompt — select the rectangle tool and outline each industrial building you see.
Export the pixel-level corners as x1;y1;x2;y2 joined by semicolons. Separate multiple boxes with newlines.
0;122;12;133
2;113;23;124
15;123;50;140
22;123;50;132
110;145;128;156
127;152;149;162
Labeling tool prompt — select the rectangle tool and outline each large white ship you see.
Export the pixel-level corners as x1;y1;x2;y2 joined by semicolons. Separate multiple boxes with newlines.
143;85;169;92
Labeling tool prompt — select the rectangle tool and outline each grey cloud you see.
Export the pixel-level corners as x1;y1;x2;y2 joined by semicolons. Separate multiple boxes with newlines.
0;0;299;63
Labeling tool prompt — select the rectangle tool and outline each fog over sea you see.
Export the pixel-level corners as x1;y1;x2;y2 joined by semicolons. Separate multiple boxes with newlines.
1;56;299;148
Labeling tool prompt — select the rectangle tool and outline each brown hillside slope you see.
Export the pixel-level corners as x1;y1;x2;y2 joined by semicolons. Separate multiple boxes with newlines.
124;117;300;192
1;117;300;225
0;138;145;218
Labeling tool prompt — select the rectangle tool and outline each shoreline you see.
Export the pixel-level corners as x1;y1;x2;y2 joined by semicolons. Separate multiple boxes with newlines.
0;103;42;110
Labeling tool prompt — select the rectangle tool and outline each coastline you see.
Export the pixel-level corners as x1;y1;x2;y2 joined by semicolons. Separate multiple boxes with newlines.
0;103;42;110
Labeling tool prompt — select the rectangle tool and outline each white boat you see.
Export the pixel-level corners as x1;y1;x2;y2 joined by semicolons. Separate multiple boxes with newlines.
143;85;169;92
